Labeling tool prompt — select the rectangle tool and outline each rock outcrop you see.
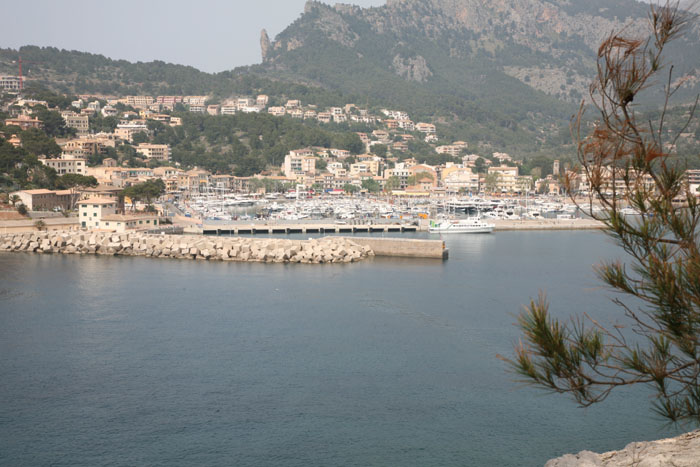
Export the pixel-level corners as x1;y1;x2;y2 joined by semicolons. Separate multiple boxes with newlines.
546;430;700;467
0;231;374;264
260;29;271;62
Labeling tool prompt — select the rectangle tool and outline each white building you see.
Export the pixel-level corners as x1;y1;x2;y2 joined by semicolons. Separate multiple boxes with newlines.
41;157;86;175
79;198;118;229
0;76;21;92
283;153;316;178
61;112;90;136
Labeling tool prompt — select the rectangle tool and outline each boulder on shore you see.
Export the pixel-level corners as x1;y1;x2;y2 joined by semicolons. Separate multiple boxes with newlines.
0;231;373;265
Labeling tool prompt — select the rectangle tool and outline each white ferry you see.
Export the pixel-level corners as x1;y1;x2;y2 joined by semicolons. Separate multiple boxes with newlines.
429;218;495;234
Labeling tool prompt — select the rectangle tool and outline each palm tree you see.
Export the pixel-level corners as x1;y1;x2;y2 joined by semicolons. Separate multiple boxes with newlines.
9;194;21;207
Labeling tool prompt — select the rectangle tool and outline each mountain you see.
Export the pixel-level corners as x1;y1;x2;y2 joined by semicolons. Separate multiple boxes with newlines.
1;0;698;157
254;0;700;153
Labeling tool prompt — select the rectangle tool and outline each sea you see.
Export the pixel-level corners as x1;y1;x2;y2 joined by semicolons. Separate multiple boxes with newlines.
0;230;681;466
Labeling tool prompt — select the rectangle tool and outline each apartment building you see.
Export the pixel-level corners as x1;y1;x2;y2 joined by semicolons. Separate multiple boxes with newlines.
0;75;21;92
221;104;238;115
136;143;171;161
5;115;42;130
487;166;519;192
115;122;150;142
61;112;90;136
41;157;86;175
416;122;436;134
283;153;316;178
442;166;479;193
126;96;155;108
256;95;269;106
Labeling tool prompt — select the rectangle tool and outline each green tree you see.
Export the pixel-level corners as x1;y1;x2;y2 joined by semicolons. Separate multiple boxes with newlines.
19;129;61;157
34;107;75;137
504;4;700;424
384;175;401;192
474;157;486;174
9;194;20;206
57;174;98;210
483;172;500;193
343;183;360;194
372;144;388;159
131;132;149;145
361;178;380;193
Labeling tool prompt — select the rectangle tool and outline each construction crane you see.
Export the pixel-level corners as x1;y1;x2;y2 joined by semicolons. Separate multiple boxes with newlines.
14;56;39;92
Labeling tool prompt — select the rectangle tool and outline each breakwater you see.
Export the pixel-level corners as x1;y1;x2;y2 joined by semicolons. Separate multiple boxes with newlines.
0;231;374;264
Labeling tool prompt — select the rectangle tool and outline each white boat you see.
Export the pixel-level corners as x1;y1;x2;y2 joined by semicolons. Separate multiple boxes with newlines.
429;218;495;234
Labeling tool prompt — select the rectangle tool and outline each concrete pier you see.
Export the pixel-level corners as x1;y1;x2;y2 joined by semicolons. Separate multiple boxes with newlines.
188;222;420;236
343;237;448;260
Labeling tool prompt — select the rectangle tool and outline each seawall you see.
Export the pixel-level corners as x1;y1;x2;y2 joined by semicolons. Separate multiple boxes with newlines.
0;231;373;264
343;237;448;259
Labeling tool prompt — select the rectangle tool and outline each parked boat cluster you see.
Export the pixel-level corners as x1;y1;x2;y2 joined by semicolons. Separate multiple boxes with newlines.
0;231;374;264
178;194;586;223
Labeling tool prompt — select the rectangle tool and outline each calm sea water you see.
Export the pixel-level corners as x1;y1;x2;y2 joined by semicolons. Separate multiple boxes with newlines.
0;231;679;466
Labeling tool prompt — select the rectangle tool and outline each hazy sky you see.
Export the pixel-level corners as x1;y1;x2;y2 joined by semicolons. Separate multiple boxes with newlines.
0;0;386;73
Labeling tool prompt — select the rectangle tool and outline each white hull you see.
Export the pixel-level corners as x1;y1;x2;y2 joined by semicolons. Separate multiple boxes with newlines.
429;218;495;234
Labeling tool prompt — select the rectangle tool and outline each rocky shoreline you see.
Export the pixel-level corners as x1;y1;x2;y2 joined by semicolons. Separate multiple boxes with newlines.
0;231;374;264
546;430;700;466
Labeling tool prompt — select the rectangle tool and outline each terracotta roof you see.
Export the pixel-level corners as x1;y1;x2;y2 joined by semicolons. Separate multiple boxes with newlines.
81;197;116;205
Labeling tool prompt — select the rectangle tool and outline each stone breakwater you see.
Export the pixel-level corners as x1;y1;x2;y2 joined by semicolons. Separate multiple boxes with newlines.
0;231;374;264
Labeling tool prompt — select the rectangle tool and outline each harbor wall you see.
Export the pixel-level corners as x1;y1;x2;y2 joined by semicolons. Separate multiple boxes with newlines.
342;237;448;260
0;231;374;264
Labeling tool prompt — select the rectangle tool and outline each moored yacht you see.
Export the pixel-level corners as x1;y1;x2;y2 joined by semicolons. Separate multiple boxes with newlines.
429;217;495;234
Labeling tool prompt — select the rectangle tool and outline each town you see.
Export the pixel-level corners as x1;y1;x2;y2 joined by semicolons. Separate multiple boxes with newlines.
2;75;699;233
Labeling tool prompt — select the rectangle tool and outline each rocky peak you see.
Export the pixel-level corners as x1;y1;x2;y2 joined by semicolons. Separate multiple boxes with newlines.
260;29;271;62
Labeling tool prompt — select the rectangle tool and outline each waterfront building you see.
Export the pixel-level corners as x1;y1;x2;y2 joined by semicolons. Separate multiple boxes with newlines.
488;166;519;192
442;166;479;193
283;153;317;178
11;189;77;211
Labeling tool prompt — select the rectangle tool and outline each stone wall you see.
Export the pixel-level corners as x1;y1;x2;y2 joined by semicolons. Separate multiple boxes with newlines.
0;231;374;264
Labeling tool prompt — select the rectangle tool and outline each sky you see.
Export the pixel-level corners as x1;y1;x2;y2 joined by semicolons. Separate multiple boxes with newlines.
0;0;386;73
2;0;692;74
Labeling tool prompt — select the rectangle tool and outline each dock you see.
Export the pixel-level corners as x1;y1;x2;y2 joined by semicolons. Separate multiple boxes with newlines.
186;222;420;236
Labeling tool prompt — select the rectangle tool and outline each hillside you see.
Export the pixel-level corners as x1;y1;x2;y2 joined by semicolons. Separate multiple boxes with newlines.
0;46;353;111
254;0;700;153
1;0;699;158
